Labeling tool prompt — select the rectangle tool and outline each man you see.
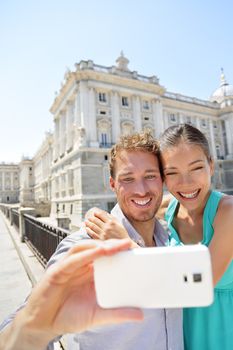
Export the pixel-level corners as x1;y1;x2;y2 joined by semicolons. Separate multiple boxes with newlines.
0;239;143;350
0;132;183;350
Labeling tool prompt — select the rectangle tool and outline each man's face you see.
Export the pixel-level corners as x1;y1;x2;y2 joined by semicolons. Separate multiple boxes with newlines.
110;150;163;226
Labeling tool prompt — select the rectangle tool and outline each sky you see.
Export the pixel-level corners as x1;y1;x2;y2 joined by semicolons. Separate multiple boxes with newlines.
0;0;233;163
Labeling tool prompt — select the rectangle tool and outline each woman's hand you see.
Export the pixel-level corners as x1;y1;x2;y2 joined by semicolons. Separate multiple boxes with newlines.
85;208;130;240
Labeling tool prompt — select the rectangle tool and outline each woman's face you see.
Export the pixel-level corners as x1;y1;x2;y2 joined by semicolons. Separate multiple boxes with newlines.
160;141;214;211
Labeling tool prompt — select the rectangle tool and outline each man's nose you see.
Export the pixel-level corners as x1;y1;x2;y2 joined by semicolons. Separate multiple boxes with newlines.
134;180;148;195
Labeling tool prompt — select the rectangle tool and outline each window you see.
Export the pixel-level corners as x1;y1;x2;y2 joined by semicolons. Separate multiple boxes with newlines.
122;96;129;107
100;110;106;115
169;113;177;123
99;92;107;103
121;122;134;136
143;100;150;110
213;121;218;129
185;116;192;125
201;119;207;128
101;133;108;146
216;145;221;159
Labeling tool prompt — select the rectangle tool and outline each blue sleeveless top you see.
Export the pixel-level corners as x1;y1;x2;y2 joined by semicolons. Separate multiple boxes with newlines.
165;191;233;350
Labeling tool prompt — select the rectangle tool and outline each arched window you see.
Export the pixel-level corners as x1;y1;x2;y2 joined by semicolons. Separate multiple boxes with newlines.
121;121;134;136
97;119;111;148
143;124;154;135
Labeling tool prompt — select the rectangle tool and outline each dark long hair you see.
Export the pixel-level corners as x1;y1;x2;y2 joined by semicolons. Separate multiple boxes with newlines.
159;123;212;162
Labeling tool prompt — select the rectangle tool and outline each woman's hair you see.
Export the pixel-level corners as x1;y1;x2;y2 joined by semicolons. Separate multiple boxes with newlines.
159;123;212;162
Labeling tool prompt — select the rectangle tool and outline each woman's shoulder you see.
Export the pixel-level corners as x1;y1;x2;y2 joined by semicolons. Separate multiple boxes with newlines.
156;193;174;219
214;193;233;225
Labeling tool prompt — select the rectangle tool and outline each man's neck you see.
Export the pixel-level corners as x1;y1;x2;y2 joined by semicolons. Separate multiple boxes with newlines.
132;219;156;247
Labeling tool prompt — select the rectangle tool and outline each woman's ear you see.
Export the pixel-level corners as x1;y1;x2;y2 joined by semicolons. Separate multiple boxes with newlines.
209;157;215;176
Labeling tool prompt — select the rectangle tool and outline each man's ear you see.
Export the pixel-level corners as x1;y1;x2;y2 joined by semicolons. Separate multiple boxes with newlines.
109;176;116;192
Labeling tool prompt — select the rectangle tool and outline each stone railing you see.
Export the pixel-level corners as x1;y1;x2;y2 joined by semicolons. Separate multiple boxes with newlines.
0;204;69;267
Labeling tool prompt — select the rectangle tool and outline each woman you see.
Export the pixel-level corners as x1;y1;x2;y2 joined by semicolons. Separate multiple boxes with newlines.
157;123;233;350
86;124;233;350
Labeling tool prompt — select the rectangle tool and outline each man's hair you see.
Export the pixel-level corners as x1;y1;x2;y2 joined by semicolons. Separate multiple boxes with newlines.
109;132;160;178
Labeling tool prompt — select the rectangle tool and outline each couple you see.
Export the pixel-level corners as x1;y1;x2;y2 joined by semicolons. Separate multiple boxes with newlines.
1;124;233;350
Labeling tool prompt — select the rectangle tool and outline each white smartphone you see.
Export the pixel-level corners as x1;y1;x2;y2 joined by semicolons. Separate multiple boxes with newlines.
94;245;213;308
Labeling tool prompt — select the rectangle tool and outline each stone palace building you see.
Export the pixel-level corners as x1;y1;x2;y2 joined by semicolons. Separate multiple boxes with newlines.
0;163;19;203
14;53;233;229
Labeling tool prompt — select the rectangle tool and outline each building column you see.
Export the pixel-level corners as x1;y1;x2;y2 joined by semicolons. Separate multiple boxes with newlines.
74;89;81;126
89;87;99;147
179;113;184;123
132;95;142;132
66;102;74;152
152;99;164;138
196;117;201;129
78;81;89;146
111;91;121;143
225;117;233;157
60;112;66;156
11;172;14;191
79;81;88;129
2;172;5;192
209;120;217;159
53;118;60;161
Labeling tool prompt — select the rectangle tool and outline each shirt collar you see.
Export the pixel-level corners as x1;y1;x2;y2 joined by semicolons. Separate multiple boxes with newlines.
111;204;168;247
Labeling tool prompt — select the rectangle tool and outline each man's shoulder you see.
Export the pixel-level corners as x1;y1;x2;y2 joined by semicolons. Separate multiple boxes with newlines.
47;227;91;267
155;219;169;246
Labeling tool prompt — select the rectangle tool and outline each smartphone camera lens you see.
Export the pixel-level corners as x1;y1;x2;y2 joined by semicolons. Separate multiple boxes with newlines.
193;273;202;282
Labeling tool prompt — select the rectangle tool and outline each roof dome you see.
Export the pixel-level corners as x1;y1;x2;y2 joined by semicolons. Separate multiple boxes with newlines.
210;69;233;103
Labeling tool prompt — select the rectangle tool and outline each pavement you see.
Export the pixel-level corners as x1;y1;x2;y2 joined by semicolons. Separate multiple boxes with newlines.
0;211;64;349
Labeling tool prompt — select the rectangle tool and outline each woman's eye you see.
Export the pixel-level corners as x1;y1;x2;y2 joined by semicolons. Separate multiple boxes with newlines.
165;172;177;176
192;167;203;171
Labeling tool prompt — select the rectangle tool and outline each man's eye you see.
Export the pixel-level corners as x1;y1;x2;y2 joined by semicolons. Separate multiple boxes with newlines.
122;178;133;182
145;175;156;180
165;172;177;176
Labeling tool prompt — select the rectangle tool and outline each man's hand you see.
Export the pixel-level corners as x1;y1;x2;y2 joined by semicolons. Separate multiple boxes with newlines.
0;239;143;350
85;208;129;240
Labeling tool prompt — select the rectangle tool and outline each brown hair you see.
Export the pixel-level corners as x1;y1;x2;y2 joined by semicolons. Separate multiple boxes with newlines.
159;123;212;162
109;132;160;178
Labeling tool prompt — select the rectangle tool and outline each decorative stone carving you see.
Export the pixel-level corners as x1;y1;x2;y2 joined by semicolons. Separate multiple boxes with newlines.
77;126;87;147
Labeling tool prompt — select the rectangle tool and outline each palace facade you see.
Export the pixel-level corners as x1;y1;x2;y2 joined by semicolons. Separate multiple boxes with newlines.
18;53;233;229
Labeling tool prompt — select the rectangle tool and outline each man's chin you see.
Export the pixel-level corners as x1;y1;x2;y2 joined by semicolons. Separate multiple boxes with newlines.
129;213;156;223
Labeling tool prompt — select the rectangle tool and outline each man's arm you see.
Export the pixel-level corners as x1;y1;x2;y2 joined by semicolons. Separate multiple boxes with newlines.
0;239;143;350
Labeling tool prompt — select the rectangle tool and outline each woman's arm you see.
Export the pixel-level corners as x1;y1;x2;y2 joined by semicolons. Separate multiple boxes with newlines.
209;195;233;285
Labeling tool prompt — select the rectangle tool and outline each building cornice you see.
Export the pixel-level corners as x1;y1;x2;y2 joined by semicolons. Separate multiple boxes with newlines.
50;60;165;114
162;95;220;116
